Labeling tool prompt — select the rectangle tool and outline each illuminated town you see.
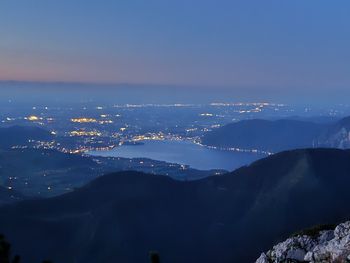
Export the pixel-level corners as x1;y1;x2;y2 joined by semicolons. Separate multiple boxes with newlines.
1;102;348;155
1;100;349;198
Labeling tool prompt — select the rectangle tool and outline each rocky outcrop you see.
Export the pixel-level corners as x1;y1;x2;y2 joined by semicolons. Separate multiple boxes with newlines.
323;127;350;149
256;221;350;263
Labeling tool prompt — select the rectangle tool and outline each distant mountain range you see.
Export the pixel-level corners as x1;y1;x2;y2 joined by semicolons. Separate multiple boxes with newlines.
201;116;350;153
1;148;350;262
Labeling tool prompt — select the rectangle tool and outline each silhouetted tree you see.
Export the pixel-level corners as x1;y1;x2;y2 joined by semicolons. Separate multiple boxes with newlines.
0;235;20;263
149;251;160;263
0;234;11;263
0;234;55;263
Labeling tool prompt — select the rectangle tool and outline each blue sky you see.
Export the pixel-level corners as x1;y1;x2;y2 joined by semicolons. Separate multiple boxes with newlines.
0;0;350;96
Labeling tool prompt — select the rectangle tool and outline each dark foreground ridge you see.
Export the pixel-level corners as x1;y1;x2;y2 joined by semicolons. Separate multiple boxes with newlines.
1;148;350;263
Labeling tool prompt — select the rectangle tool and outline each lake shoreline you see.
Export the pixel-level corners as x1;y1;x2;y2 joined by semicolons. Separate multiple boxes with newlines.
88;139;263;171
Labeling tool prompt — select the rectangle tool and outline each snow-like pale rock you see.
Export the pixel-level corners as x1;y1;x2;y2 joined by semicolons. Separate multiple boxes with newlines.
255;221;350;262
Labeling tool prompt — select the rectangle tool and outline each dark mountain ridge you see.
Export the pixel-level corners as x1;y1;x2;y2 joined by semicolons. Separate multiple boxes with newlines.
1;148;350;262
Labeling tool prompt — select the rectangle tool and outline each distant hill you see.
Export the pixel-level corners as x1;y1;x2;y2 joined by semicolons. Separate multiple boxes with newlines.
2;148;350;262
0;148;103;197
284;115;339;124
201;119;325;152
202;116;350;152
0;126;53;149
336;116;350;129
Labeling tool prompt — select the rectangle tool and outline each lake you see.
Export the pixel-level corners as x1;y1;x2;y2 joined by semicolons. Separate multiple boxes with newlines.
88;140;264;171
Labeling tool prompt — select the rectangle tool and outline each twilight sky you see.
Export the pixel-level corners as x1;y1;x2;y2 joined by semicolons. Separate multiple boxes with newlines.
0;0;350;95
